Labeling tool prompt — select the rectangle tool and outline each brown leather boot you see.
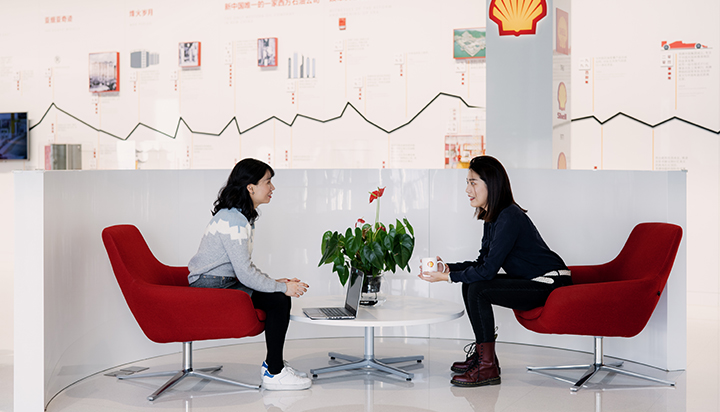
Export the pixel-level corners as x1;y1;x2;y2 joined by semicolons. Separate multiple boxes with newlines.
451;343;478;373
451;343;501;375
450;342;501;387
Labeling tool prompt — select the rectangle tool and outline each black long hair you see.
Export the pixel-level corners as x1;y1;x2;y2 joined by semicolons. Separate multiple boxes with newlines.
212;158;275;223
468;155;525;222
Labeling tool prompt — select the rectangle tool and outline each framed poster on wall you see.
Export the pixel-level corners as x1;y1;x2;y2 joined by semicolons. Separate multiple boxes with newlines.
179;41;201;68
89;52;119;93
258;38;277;67
453;28;486;59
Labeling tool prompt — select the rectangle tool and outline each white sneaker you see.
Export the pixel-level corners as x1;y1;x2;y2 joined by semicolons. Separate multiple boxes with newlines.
261;360;307;379
262;366;312;391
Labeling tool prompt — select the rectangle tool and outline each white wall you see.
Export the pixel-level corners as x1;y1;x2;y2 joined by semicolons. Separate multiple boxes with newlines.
14;168;686;410
0;164;17;352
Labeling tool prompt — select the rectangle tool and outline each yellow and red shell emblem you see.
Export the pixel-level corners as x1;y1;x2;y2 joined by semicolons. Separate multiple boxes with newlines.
557;82;567;111
489;0;548;37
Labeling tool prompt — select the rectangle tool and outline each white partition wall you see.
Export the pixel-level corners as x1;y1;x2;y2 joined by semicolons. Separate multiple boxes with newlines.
15;168;686;410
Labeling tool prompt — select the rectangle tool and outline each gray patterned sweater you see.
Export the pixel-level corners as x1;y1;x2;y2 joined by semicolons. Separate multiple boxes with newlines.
188;208;287;294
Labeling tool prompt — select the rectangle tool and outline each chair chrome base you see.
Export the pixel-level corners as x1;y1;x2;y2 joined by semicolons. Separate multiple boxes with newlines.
117;342;260;401
310;326;423;381
527;336;675;392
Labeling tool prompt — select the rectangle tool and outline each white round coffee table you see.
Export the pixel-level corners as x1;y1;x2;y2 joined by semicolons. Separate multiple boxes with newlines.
290;295;464;380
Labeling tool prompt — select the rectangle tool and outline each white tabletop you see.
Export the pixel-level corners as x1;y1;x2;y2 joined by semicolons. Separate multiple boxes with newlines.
290;295;464;327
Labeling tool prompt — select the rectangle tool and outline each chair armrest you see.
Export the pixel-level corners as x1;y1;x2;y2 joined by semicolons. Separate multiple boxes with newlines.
515;278;660;338
125;283;266;343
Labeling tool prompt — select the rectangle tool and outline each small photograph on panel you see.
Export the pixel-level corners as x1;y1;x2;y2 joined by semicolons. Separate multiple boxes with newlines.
453;28;486;59
258;38;277;67
89;52;120;93
130;50;160;69
445;135;485;168
179;41;201;68
287;52;316;79
0;112;28;160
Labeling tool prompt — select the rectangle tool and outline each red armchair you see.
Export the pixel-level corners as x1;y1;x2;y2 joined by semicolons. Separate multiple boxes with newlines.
514;222;683;391
102;224;266;401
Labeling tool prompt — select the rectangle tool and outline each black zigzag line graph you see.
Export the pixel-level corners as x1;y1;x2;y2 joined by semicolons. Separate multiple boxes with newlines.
572;113;720;134
28;92;484;141
28;95;720;139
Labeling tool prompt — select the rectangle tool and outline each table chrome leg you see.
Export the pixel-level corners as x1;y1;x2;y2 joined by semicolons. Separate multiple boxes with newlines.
369;359;413;380
328;352;362;362
312;326;421;380
376;355;423;364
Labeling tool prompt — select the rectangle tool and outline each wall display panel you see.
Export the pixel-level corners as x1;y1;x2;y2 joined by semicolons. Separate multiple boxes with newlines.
570;0;720;307
0;0;487;172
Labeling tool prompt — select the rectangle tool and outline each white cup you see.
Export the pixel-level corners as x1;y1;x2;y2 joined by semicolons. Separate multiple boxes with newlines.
421;257;445;273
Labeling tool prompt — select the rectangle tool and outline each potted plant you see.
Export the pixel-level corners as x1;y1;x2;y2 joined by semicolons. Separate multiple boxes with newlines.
318;187;415;304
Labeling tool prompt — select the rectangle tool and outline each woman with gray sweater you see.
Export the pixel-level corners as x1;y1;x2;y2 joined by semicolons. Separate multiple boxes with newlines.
188;158;311;391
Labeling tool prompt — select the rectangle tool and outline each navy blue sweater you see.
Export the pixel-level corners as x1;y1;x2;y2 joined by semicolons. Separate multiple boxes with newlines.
447;204;567;283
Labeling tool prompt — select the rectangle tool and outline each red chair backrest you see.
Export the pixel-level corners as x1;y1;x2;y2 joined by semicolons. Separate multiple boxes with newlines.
102;224;266;343
570;222;683;287
102;224;189;288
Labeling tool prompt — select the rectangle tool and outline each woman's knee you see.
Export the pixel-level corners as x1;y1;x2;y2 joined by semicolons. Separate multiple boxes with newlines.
466;281;491;298
253;291;291;312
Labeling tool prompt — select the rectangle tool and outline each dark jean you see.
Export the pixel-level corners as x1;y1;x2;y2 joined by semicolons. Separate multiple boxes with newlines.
190;274;291;375
462;274;572;343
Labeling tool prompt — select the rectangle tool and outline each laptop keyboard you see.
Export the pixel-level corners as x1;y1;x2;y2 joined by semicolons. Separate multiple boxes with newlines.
320;307;350;318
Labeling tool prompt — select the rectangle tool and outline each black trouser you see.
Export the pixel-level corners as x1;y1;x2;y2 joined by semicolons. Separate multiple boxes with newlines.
251;291;291;375
461;274;572;343
189;275;290;375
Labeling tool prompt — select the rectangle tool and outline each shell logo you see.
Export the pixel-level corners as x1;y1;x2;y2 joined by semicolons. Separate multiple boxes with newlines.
489;0;548;37
557;82;567;111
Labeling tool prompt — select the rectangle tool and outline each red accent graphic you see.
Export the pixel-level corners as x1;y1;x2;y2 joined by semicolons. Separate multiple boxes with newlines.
661;40;708;50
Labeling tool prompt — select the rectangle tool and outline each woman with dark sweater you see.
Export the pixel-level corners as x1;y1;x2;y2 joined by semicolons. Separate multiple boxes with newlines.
419;155;570;387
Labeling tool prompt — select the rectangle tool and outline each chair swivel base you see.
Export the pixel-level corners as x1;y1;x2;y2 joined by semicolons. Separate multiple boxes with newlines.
117;342;260;401
527;337;675;392
119;365;260;401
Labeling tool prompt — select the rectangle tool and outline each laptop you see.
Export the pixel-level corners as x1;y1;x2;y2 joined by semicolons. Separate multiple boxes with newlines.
303;270;364;320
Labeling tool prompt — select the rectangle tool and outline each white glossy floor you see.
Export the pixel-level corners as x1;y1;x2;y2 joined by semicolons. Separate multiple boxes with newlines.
2;305;719;412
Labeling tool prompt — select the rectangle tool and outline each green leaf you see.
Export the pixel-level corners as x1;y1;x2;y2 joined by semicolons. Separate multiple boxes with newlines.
374;227;387;244
383;227;395;251
318;232;339;266
320;230;332;255
350;227;364;254
334;255;349;286
403;218;414;237
394;219;406;235
362;242;385;271
398;234;414;269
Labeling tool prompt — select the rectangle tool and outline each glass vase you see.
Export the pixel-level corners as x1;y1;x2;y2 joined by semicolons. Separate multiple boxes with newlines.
360;272;383;306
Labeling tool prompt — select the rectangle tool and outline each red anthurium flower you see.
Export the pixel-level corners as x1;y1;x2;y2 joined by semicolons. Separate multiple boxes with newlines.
355;218;366;228
369;187;386;204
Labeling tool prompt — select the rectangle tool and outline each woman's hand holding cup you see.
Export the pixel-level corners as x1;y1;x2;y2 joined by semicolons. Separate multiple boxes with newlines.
418;256;448;283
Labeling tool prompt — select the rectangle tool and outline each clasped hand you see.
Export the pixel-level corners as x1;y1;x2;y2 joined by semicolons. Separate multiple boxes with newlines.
277;278;309;298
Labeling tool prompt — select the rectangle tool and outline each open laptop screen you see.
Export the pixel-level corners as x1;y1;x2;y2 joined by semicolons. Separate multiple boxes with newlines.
344;270;364;315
